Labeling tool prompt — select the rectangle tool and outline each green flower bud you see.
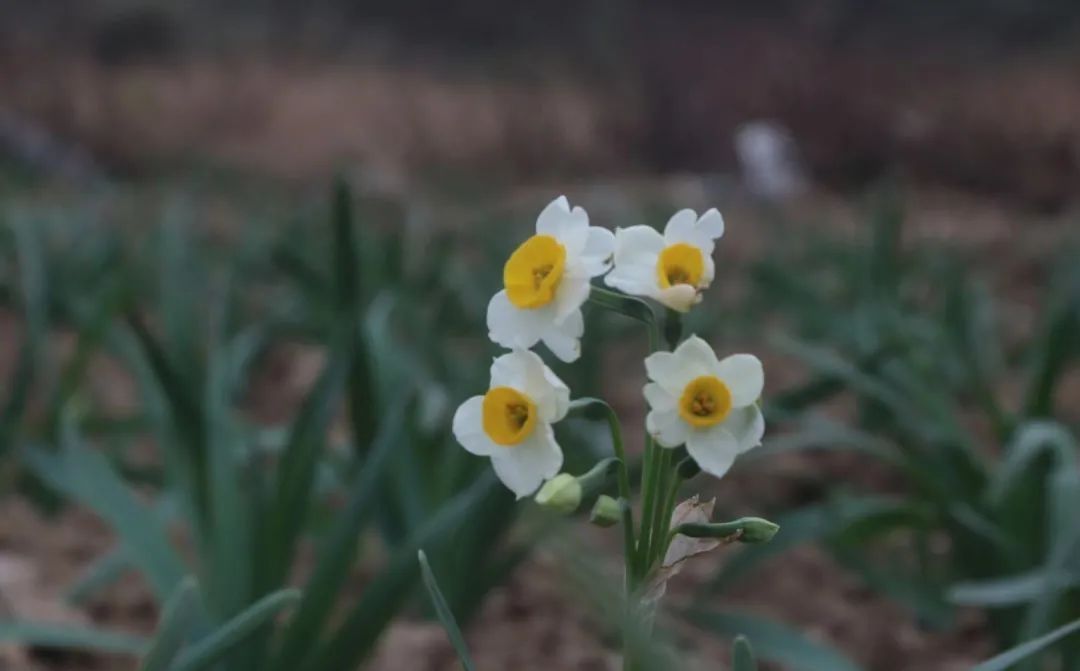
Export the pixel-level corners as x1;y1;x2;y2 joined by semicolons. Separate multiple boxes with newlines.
738;517;780;543
534;473;582;514
590;495;622;527
672;516;780;544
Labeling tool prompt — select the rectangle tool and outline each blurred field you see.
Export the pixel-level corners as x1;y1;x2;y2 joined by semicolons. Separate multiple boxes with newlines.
1;3;1079;671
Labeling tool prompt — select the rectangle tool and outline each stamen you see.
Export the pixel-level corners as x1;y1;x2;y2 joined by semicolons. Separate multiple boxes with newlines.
691;392;716;417
667;266;691;286
507;403;530;429
532;264;554;289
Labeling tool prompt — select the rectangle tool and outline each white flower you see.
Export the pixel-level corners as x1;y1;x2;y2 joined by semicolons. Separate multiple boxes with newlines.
643;336;764;478
604;208;725;312
487;196;615;362
453;349;570;498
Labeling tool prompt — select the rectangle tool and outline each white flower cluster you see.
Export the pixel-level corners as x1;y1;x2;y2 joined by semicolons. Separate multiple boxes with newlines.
454;196;764;497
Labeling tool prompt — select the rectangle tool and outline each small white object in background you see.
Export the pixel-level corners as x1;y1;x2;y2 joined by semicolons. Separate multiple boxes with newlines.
734;120;808;201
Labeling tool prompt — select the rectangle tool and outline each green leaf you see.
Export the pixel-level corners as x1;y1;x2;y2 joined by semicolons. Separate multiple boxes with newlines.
950;570;1080;608
1022;265;1079;418
0;622;148;656
65;547;131;605
305;475;497;671
201;323;255;621
972;617;1080;671
262;336;352;591
418;550;475;671
21;423;186;602
171;588;301;671
331;178;359;313
689;610;862;671
270;397;409;671
139;578;201;671
732;635;758;671
988;421;1077;505
1;214;47;443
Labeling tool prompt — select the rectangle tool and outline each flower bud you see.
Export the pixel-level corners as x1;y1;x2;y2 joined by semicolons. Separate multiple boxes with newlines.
534;473;582;514
738;517;780;543
672;516;779;544
589;495;622;527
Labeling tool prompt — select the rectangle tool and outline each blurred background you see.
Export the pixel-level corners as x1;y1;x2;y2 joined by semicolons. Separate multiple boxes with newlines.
0;2;1078;670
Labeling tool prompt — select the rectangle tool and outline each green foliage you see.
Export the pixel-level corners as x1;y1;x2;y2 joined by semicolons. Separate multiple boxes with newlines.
0;182;545;669
732;635;757;671
418;550;476;671
723;189;1080;663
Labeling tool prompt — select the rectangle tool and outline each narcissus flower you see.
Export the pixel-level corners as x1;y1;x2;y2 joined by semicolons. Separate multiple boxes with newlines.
643;336;764;478
453;349;570;498
605;209;725;312
487;196;615;362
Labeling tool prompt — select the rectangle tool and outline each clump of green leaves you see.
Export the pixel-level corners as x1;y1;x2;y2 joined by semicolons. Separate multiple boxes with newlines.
705;188;1080;666
0;181;541;668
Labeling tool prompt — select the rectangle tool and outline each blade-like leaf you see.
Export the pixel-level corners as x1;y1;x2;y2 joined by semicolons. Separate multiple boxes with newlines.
418;550;475;671
65;547;131;605
689;610;862;671
0;622;147;656
171;589;301;671
1;215;47;445
261;335;352;592
270;397;409;671
139;578;201;671
305;476;497;671
733;635;758;671
972;617;1080;671
950;570;1080;608
21;425;186;602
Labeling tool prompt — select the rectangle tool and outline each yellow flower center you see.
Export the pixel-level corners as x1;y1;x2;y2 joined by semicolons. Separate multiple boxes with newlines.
481;386;538;446
678;376;732;428
656;243;705;289
504;235;567;309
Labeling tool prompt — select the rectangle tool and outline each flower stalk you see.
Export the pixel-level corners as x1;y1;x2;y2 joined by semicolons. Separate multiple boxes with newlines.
451;199;776;671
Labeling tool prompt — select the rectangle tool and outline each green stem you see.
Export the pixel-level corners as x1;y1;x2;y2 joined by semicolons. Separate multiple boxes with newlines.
635;316;664;571
655;469;683;562
568;398;637;586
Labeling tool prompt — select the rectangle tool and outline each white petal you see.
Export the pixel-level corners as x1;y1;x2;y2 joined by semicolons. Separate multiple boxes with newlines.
662;209;698;243
697;208;725;239
579;227;615;276
490;423;562;498
720;405;765;454
537;197;588;256
702;253;716;287
653;285;699;312
644;350;697;394
663;209;717;254
452;396;497;456
673;336;721;374
535;196;570;236
487;291;547;350
489;349;530;389
643;382;677;412
604;262;657;297
716;354;764;406
552;267;590;324
613;225;665;267
540;308;583;363
541;364;571;422
647;408;689;448
686;426;738;478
